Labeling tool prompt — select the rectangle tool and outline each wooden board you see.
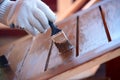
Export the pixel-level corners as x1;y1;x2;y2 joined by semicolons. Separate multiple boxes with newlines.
0;0;120;80
47;7;108;72
46;14;77;70
17;30;52;80
6;36;32;78
101;0;120;40
77;7;108;55
32;37;120;80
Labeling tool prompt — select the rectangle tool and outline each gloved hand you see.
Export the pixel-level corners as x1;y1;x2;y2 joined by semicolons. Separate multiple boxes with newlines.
0;0;56;35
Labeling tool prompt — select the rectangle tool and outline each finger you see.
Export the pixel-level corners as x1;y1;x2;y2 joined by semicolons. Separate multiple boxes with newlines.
33;8;49;30
24;21;39;36
28;15;45;33
37;1;56;22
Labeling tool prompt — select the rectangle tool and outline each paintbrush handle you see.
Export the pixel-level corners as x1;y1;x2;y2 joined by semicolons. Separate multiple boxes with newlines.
49;21;61;36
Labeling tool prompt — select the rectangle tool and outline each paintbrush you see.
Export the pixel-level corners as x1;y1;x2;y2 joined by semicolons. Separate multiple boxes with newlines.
49;21;73;53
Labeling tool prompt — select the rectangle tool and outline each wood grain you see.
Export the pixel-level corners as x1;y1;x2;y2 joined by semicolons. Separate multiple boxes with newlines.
47;7;108;73
47;13;77;70
101;0;120;40
32;37;120;80
77;7;108;55
0;0;120;80
57;0;89;22
18;30;52;80
6;36;32;78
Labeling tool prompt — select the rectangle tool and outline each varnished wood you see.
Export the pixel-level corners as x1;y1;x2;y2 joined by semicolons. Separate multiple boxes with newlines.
32;37;120;80
101;0;120;40
46;7;108;78
0;0;120;80
6;36;32;79
17;30;52;80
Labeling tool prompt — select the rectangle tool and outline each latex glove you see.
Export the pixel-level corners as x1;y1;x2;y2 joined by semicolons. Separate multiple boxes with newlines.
0;0;56;36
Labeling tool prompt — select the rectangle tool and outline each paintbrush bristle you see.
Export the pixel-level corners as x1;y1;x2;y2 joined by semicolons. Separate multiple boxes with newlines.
51;31;74;53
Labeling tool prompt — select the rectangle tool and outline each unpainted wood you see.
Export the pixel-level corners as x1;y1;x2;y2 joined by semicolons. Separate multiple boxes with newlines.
57;0;89;22
57;0;72;14
82;0;100;10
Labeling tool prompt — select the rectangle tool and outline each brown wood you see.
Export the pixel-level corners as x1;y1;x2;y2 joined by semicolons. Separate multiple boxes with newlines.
100;0;120;80
0;35;32;79
46;6;108;73
57;0;89;22
32;37;120;80
6;36;32;78
17;30;52;80
57;0;72;14
106;56;120;80
101;0;120;40
0;28;27;37
82;0;100;10
0;0;120;80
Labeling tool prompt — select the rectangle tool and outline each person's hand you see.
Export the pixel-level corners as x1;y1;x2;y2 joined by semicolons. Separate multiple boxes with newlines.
0;0;56;35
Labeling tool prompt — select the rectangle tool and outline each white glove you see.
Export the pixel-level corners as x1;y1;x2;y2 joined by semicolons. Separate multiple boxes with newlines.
0;0;56;36
0;0;14;25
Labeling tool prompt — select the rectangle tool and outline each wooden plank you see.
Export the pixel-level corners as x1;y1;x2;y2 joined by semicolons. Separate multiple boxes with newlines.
47;6;108;72
18;30;52;80
101;0;120;40
57;0;73;14
77;7;108;55
32;37;120;80
82;0;100;10
0;0;117;80
5;36;32;78
57;0;89;22
0;43;14;56
31;1;116;79
46;13;77;70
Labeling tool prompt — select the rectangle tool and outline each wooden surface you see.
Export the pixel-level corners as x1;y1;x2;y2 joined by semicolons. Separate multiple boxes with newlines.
0;0;120;80
47;7;108;72
49;38;120;80
101;0;120;40
57;0;89;22
6;36;32;78
18;30;52;80
101;0;120;79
